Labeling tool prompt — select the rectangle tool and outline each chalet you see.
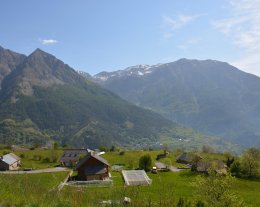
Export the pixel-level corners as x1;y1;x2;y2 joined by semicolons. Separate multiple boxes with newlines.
194;159;227;174
75;153;109;181
59;149;88;167
176;152;202;164
0;153;21;171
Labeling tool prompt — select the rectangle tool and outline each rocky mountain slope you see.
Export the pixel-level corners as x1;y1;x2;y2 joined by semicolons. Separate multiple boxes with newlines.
0;46;26;89
0;47;227;150
94;59;260;147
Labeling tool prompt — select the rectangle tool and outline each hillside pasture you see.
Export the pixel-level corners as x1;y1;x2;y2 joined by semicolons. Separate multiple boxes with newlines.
0;150;259;206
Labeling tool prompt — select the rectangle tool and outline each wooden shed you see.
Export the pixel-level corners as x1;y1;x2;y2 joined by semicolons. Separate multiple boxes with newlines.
0;153;21;171
75;153;109;181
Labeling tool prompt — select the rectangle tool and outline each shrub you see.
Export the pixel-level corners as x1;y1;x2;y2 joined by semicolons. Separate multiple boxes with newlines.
53;142;59;150
42;157;51;163
33;154;42;161
139;154;152;172
2;150;10;155
110;145;116;152
230;160;242;177
119;151;125;156
99;146;109;152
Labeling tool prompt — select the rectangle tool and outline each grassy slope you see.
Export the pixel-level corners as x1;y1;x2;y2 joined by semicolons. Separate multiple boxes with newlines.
0;150;259;206
0;172;69;206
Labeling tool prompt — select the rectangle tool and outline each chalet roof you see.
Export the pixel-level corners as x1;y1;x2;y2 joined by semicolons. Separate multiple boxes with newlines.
0;153;20;165
59;149;88;163
196;159;226;172
85;165;107;175
176;152;201;164
75;153;109;170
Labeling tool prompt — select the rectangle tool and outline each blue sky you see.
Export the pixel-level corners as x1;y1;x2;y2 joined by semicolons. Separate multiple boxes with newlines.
1;0;260;76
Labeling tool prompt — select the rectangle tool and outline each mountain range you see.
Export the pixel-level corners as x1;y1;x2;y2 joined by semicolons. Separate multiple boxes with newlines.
92;59;260;147
0;46;226;150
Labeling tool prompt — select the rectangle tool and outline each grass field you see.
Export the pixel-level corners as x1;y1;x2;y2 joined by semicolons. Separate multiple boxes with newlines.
0;149;259;206
0;171;69;206
0;148;63;169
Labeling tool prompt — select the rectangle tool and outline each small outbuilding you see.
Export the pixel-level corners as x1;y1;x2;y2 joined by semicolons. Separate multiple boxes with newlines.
59;149;88;167
0;153;21;171
75;153;109;181
122;170;152;186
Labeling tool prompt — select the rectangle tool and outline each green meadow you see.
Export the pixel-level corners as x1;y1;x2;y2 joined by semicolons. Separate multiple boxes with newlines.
0;149;259;206
0;148;63;170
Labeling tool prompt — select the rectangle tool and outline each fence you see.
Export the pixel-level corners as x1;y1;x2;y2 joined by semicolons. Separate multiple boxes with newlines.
66;179;113;187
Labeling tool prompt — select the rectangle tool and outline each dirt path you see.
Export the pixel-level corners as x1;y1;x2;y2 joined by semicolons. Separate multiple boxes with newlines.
0;167;70;174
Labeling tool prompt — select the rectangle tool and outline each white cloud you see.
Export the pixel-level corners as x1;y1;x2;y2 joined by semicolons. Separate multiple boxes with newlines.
213;0;260;51
178;38;201;50
40;39;58;45
163;14;200;30
162;14;201;39
213;0;260;76
231;53;260;76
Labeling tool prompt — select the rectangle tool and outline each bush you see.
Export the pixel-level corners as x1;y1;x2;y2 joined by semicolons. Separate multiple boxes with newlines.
33;154;42;161
195;201;205;207
52;156;58;163
42;157;51;163
139;154;152;172
110;145;116;152
119;151;125;155
99;146;109;152
240;148;260;178
53;142;59;150
230;160;242;177
2;150;10;155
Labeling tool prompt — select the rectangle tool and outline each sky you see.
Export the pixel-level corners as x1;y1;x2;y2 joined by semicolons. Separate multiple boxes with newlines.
1;0;260;76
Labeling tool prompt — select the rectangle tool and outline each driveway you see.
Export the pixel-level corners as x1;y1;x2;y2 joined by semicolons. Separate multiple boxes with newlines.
155;161;184;172
155;161;166;169
0;167;70;174
169;166;183;172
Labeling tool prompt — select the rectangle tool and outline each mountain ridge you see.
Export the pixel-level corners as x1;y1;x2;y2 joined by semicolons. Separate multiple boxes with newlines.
0;46;230;150
0;46;26;89
92;59;260;147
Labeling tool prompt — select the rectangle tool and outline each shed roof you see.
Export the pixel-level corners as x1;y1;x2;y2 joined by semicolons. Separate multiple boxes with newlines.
85;165;107;175
9;153;21;161
0;153;20;165
122;170;152;186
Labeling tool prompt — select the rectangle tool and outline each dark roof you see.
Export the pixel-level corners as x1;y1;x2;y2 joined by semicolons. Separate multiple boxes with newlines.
85;165;107;175
75;153;109;170
196;159;226;172
196;160;212;172
59;149;88;163
176;152;201;164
